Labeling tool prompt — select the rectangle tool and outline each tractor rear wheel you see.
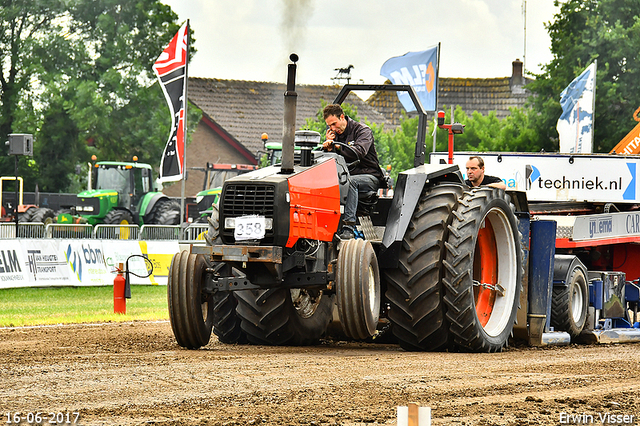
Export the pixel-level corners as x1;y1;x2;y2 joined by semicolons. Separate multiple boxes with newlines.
167;250;215;349
18;207;37;222
30;208;55;225
551;267;588;339
443;187;523;352
383;183;463;351
336;239;381;340
235;287;333;345
148;199;180;225
104;209;134;225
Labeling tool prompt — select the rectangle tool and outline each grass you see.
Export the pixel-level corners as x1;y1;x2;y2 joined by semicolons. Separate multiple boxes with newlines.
0;285;169;327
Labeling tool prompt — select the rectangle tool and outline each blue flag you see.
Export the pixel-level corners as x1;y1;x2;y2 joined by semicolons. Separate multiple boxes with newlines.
380;46;439;112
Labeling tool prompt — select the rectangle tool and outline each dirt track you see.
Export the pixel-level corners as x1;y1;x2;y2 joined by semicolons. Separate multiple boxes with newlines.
1;321;639;426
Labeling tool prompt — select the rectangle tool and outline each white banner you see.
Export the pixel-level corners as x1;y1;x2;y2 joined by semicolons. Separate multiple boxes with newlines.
102;241;152;285
62;240;111;286
0;239;181;289
0;241;28;288
22;239;71;285
430;152;640;203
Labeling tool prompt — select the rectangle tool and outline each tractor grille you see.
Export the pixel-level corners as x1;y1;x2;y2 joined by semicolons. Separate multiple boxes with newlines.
222;183;276;244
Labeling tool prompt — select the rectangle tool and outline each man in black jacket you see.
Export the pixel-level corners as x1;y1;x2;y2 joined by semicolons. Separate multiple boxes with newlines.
322;104;384;239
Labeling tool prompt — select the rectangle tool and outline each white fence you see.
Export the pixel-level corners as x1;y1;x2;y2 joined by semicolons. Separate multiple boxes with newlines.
0;222;209;242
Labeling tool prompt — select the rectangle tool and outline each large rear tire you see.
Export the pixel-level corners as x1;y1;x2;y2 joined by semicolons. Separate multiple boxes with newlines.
336;239;381;340
148;199;180;225
551;267;588;339
167;251;214;349
235;287;334;346
383;184;463;351
29;208;55;225
443;188;523;352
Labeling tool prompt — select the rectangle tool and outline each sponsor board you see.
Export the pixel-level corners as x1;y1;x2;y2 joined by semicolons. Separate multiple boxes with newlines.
101;241;152;285
0;241;28;288
571;211;640;241
22;239;71;285
138;240;179;285
430;152;640;203
63;241;110;286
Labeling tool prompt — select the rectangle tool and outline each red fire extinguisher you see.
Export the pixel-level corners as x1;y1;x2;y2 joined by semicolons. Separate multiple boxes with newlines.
114;263;126;314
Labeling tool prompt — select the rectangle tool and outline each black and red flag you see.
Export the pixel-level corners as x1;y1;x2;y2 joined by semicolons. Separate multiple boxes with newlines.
153;21;189;182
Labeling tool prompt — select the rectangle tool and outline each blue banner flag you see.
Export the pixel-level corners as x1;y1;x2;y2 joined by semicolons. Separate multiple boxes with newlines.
380;46;439;112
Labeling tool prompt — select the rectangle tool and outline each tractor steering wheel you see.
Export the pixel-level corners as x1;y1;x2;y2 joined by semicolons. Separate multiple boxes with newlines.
331;142;361;171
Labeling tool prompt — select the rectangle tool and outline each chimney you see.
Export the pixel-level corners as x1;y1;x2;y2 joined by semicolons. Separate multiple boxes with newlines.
511;59;524;87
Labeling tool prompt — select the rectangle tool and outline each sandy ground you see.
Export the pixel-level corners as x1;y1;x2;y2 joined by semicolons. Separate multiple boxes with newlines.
1;321;640;426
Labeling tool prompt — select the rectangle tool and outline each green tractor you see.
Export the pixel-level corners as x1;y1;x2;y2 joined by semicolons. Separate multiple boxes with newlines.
61;159;180;226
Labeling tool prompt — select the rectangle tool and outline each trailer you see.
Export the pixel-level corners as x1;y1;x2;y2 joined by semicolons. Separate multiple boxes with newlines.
166;55;639;353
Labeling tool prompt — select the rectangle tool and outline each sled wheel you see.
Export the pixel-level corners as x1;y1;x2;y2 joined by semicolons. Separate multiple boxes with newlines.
167;250;214;349
551;267;588;339
383;183;463;351
443;187;523;352
235;287;333;346
336;239;381;340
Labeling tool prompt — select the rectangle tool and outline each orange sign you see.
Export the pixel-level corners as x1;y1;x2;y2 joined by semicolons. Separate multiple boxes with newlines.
609;107;640;155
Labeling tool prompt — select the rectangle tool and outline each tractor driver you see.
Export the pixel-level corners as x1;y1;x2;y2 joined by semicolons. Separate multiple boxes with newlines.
465;156;506;189
322;104;385;239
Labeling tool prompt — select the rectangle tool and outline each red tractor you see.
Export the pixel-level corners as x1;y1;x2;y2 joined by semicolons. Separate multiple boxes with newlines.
167;55;524;352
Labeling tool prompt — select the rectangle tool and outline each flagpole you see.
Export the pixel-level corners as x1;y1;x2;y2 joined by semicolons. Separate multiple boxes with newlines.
591;59;597;153
180;20;189;224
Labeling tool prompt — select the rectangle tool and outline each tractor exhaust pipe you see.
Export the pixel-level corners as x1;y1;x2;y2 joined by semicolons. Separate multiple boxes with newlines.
280;53;298;174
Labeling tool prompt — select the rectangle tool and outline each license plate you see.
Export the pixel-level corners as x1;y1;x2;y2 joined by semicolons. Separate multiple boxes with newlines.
234;215;266;241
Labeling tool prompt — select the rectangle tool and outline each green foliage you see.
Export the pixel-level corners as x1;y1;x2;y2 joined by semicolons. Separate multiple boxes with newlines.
527;0;640;153
0;0;196;191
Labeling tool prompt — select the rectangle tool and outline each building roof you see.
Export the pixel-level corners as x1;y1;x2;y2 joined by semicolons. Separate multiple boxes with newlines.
188;77;392;156
367;59;533;126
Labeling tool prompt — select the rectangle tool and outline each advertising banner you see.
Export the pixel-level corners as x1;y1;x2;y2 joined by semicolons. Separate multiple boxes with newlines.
62;240;111;286
138;240;179;285
22;239;71;285
102;241;152;285
429;152;640;203
0;240;28;289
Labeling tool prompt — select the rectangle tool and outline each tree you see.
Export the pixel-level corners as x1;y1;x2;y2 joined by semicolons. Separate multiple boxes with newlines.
527;0;640;153
0;0;198;191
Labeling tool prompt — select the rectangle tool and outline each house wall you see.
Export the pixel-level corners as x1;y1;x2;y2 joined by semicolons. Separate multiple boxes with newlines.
161;120;255;197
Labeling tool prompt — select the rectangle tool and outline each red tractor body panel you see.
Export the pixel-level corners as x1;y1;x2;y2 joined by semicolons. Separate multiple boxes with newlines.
286;159;342;247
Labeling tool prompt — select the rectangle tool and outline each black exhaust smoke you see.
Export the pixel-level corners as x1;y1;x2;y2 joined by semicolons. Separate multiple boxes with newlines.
280;53;298;174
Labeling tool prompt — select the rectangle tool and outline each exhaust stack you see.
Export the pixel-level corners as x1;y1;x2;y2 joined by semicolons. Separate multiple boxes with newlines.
280;53;298;174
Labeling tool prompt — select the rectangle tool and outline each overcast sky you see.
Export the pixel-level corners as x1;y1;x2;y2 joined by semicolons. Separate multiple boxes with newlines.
161;0;559;86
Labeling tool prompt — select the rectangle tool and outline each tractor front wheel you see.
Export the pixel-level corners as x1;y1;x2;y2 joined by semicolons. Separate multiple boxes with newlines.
104;209;134;225
336;239;381;340
168;251;215;349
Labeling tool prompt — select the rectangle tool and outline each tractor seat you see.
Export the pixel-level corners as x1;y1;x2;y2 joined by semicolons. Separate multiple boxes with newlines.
357;190;379;216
